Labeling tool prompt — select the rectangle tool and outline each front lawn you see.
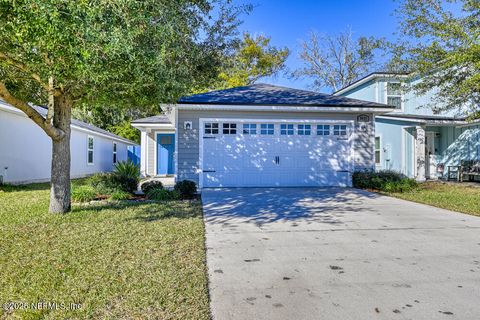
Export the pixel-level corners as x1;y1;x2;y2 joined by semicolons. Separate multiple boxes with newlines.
0;181;209;319
388;181;480;217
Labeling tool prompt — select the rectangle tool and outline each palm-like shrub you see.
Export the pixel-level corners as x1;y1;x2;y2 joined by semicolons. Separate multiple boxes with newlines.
112;160;140;193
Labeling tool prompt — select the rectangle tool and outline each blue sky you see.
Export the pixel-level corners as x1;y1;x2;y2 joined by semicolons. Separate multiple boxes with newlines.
233;0;401;91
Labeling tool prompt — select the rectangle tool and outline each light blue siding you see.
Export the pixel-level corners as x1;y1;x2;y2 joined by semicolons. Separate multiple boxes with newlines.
375;118;417;176
339;74;477;179
340;81;377;101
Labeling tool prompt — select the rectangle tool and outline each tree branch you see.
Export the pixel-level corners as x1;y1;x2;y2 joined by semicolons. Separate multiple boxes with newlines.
46;76;55;124
0;82;65;140
0;52;62;97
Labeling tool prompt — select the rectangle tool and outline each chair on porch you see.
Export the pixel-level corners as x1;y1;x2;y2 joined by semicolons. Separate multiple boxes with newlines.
448;160;480;182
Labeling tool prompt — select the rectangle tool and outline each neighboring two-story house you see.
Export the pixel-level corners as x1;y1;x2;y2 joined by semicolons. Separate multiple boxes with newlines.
334;72;480;181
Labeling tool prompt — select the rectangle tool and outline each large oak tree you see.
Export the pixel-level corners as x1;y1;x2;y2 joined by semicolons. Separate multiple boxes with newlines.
0;0;243;213
389;0;479;115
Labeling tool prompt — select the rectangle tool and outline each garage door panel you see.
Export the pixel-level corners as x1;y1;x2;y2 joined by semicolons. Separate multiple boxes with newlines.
201;121;352;187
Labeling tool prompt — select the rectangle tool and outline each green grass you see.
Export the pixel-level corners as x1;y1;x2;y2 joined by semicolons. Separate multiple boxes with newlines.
387;181;480;217
0;181;209;319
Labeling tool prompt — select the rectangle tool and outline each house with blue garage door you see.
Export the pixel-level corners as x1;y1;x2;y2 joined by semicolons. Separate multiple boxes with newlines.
132;83;395;188
334;72;480;182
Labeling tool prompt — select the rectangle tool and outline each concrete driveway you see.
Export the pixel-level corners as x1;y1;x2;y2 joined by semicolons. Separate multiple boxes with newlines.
202;188;480;320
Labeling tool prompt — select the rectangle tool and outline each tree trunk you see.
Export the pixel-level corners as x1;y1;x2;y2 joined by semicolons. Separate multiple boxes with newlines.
49;95;72;213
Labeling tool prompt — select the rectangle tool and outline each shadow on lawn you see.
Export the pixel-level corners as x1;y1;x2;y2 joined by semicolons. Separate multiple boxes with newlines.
0;182;51;193
72;200;202;222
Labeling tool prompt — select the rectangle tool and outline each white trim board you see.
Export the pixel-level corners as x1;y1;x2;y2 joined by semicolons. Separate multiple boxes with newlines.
334;73;409;96
198;118;355;189
376;115;470;126
131;123;175;129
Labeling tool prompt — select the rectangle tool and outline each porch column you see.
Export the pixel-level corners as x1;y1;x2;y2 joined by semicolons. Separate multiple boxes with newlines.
140;131;147;177
415;125;426;182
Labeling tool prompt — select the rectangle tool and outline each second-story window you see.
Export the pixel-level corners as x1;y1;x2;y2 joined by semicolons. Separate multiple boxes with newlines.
386;82;402;110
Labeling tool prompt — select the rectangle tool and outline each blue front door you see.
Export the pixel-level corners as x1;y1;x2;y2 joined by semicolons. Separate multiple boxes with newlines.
157;134;174;175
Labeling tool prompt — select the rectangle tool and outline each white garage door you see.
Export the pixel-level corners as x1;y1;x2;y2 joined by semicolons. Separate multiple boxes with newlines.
200;119;353;188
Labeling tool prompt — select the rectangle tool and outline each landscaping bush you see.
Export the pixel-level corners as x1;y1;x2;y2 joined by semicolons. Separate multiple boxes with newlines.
110;190;131;200
141;180;163;194
383;179;418;193
147;189;180;201
72;185;97;203
352;170;417;193
174;180;197;199
112;160;140;193
88;173;120;194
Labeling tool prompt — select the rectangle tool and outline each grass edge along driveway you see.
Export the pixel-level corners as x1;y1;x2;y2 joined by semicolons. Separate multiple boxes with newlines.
386;181;480;217
0;181;210;319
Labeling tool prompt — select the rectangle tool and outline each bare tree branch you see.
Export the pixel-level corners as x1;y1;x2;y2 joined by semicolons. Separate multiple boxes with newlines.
294;29;383;92
0;82;64;140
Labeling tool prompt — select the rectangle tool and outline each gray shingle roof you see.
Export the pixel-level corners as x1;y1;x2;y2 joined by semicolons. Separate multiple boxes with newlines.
131;115;171;124
178;83;393;108
32;106;136;144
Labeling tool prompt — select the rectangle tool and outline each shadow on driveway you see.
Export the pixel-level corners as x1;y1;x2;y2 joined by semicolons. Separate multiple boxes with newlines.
202;187;380;226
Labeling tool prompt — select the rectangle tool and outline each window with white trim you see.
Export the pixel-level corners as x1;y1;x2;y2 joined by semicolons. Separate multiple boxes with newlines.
242;123;257;134
222;123;237;134
260;123;274;135
113;142;117;164
280;124;294;135
375;137;381;165
333;125;347;136
386;82;402;110
87;136;94;164
297;124;311;135
316;125;330;136
204;122;219;134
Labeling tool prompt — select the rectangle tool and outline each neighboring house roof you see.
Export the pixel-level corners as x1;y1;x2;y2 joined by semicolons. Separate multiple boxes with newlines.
334;71;411;96
131;115;171;124
33;106;136;144
381;113;466;121
178;83;392;108
378;113;480;126
0;101;136;145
